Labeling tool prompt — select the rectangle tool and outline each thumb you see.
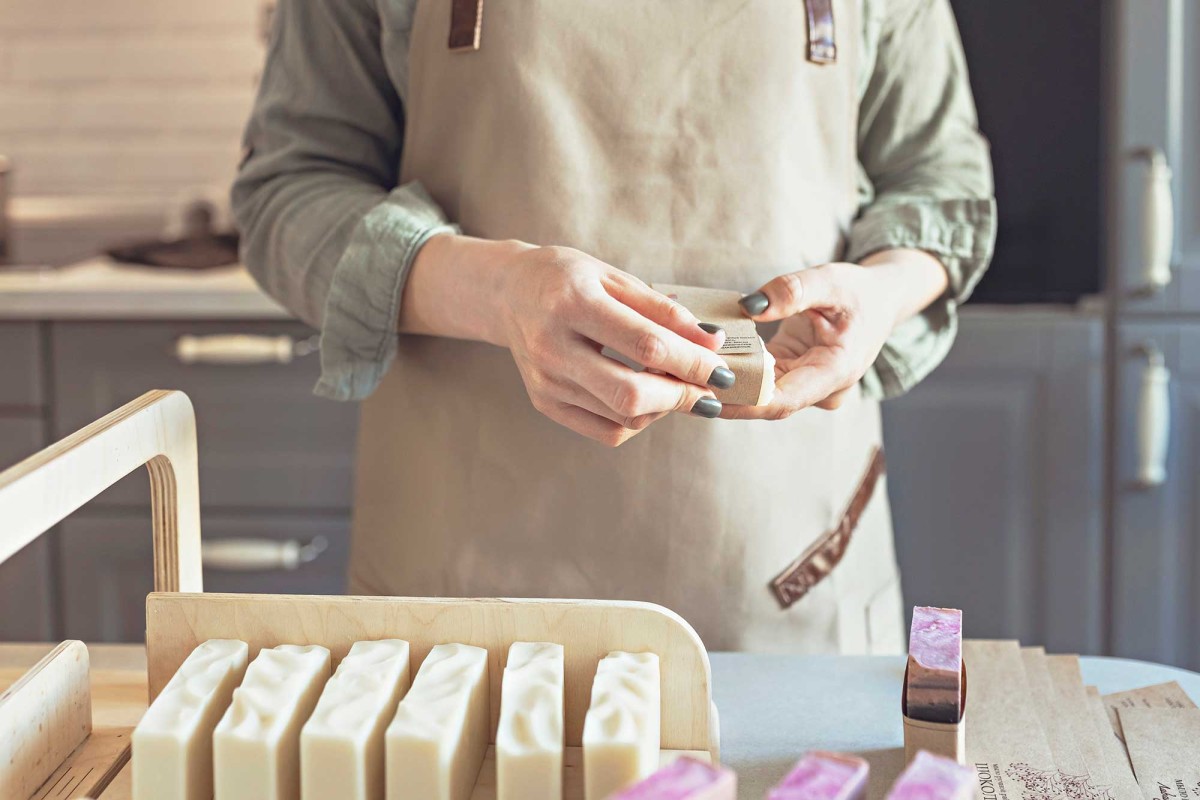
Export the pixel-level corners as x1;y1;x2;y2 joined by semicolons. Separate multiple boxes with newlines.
739;266;840;322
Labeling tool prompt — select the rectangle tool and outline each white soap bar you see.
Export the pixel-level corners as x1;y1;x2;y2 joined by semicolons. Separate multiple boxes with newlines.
386;643;489;800
214;644;331;800
301;640;411;800
582;651;661;800
133;639;249;800
496;642;565;800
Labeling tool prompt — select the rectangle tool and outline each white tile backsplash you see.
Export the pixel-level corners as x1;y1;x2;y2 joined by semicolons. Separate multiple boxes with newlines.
0;0;263;200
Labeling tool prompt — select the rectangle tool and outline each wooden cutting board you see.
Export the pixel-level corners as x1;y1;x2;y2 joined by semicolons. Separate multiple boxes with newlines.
0;644;146;800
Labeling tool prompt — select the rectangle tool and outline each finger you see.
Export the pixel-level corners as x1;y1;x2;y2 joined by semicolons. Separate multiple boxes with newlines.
559;376;671;430
605;276;727;351
815;386;853;410
576;298;735;390
739;265;842;322
536;398;643;447
564;343;724;419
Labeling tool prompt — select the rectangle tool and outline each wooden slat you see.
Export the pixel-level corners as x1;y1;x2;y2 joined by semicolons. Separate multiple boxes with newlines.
0;641;92;800
0;390;202;594
145;593;715;753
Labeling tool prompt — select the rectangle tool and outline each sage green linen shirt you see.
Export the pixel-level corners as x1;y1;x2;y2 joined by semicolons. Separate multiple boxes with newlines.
232;0;997;402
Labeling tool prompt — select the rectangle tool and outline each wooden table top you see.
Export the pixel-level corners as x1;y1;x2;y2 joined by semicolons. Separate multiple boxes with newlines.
0;643;146;798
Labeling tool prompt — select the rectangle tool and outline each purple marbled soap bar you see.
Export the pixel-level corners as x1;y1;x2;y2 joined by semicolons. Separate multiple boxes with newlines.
610;757;736;800
887;750;975;800
768;752;869;800
905;606;963;724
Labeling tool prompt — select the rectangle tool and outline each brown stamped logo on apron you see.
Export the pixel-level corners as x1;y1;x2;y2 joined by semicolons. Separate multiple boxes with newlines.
448;0;484;51
805;0;838;64
770;446;885;609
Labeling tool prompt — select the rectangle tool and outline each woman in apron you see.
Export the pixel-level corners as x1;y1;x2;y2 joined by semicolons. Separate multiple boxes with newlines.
233;0;996;654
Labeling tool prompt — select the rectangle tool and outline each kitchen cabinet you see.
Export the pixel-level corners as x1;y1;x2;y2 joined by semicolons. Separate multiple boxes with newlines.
0;417;54;641
1111;322;1200;671
1111;0;1200;312
882;311;1105;654
59;512;351;643
0;322;43;408
51;321;357;511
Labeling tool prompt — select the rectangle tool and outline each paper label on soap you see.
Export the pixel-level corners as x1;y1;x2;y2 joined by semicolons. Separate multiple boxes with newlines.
1118;708;1200;800
718;334;759;354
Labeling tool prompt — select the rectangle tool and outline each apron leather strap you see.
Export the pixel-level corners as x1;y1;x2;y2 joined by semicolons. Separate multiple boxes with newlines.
449;0;484;51
804;0;838;64
769;445;885;609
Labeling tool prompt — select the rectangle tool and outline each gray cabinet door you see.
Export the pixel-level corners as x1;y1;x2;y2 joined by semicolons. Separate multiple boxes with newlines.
0;417;54;641
1112;322;1200;670
1111;0;1200;311
0;323;43;409
882;310;1105;653
52;321;358;511
59;513;350;643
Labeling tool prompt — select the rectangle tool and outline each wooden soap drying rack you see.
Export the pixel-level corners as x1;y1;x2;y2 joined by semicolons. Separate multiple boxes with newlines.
0;390;718;799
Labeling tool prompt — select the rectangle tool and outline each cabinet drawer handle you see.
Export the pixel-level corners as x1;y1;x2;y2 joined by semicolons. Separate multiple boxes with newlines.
201;536;328;571
1130;147;1174;295
1132;342;1170;489
174;334;318;365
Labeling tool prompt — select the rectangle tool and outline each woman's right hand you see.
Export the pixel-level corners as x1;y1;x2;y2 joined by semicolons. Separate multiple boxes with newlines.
401;235;735;447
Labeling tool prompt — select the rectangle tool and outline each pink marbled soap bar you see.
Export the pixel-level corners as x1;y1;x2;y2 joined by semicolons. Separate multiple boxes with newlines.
887;750;975;800
610;757;736;800
905;606;963;723
768;752;869;800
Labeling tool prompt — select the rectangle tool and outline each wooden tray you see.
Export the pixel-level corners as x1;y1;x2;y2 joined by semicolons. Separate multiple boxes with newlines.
0;391;718;799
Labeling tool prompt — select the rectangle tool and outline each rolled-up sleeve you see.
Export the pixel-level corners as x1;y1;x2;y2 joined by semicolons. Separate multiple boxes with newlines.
231;0;456;401
851;0;997;399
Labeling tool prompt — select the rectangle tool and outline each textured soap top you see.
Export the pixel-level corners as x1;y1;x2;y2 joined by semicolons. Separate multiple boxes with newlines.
497;642;563;757
218;644;330;742
769;752;869;800
304;639;410;740
909;608;962;673
583;651;661;746
886;751;975;800
611;757;736;799
137;639;248;737
388;643;488;744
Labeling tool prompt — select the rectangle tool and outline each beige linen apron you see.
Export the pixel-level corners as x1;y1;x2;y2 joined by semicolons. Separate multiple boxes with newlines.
350;0;905;654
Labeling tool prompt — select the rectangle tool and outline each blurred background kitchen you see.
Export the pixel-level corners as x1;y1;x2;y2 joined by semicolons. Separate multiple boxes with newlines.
0;1;1195;669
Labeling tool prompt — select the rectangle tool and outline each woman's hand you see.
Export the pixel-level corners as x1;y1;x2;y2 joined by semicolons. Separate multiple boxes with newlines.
401;235;735;446
722;249;949;420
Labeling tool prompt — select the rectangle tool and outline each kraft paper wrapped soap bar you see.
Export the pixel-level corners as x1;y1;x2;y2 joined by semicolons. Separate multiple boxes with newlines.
650;283;775;406
213;644;332;800
496;642;565;800
385;643;489;800
582;651;662;800
610;756;736;800
133;639;249;800
768;751;869;800
886;750;975;800
902;607;965;764
300;639;411;800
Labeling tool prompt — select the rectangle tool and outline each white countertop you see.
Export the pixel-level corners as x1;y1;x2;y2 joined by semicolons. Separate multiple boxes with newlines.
0;257;289;320
710;653;1200;799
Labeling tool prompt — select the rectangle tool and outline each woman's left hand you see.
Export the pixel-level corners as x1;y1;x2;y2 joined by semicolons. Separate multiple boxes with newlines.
721;249;949;420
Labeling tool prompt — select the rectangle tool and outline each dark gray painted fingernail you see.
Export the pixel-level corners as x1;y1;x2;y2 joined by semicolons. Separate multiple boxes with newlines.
708;367;736;389
739;291;769;316
698;322;723;335
691;397;722;418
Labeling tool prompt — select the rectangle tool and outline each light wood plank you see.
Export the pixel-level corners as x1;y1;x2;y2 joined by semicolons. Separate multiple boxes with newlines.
0;641;92;800
0;389;202;593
